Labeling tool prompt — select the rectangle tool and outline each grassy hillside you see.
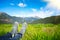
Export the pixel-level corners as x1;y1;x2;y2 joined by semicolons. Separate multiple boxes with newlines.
32;15;60;24
0;12;60;40
0;24;60;40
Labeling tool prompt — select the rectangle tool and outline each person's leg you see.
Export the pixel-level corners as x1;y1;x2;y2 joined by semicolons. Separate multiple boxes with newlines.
0;32;12;40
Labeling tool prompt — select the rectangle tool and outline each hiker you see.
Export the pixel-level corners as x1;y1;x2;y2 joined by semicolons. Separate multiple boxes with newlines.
0;22;27;40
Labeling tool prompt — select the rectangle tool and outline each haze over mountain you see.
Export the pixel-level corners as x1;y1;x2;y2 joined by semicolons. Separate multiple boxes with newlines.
0;12;39;23
32;15;60;24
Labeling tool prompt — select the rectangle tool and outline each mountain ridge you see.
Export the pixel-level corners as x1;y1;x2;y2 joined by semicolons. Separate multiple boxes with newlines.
0;12;39;23
32;15;60;24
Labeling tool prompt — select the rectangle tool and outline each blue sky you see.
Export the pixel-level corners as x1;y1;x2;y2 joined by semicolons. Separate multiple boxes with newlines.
0;0;60;18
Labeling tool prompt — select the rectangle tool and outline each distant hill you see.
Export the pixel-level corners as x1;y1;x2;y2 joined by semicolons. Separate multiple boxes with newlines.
0;12;13;23
1;12;60;24
24;17;40;23
0;12;39;24
32;15;60;24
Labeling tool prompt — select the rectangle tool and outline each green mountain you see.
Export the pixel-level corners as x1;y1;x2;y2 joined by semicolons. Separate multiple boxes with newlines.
0;12;39;24
32;16;60;24
0;12;13;23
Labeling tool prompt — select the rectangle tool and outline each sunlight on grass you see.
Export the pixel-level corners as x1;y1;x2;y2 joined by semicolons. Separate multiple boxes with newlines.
21;24;60;40
0;24;60;40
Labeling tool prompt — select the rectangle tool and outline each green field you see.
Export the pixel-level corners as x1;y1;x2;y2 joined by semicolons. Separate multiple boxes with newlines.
0;24;60;40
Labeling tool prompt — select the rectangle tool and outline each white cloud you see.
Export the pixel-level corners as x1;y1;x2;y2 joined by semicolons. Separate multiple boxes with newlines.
38;11;54;18
13;7;54;18
10;3;14;6
44;0;60;9
43;0;60;16
30;7;54;18
55;10;60;15
18;3;27;7
32;10;54;18
32;8;37;12
12;0;60;18
12;9;54;18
